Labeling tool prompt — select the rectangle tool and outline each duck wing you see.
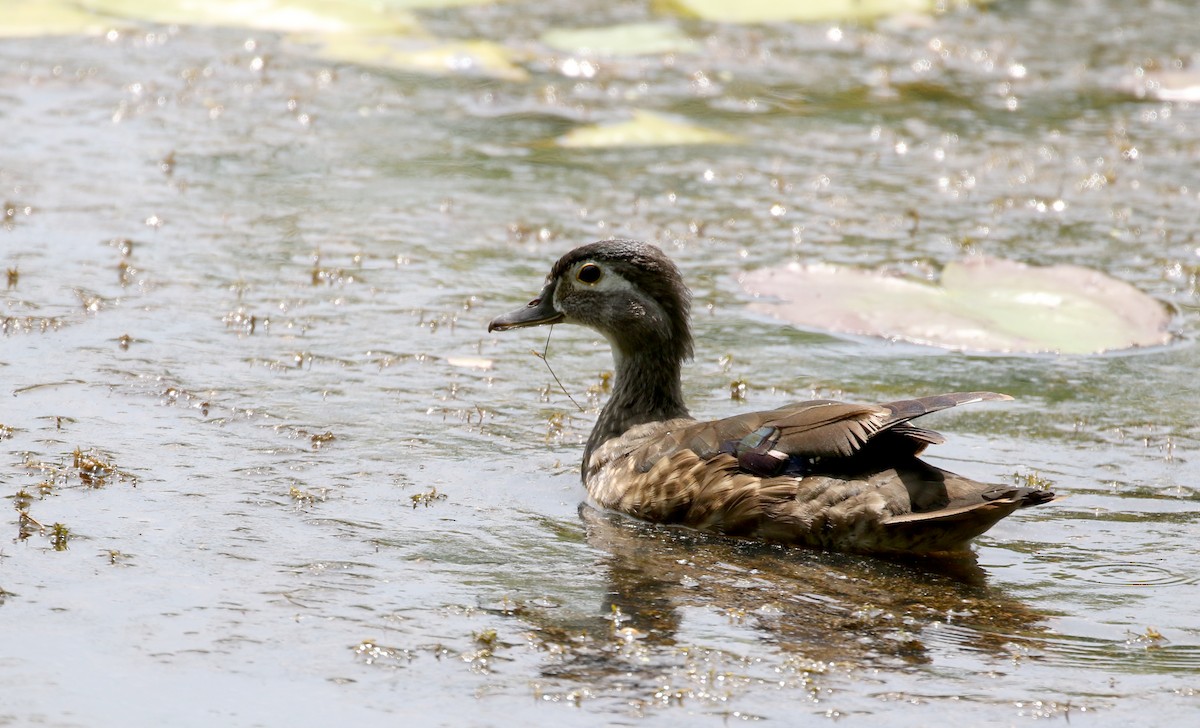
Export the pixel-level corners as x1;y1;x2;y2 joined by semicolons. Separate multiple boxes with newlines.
637;391;1011;477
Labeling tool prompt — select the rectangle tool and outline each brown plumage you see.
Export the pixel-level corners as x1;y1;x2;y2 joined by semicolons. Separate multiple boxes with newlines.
489;240;1053;554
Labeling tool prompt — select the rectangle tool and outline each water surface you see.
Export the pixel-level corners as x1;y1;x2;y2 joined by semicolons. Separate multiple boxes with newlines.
2;1;1198;725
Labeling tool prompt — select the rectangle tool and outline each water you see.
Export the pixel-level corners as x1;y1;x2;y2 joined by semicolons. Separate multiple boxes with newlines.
2;1;1198;725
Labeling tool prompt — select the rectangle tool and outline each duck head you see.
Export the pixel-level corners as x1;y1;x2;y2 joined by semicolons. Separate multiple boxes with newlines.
488;240;694;364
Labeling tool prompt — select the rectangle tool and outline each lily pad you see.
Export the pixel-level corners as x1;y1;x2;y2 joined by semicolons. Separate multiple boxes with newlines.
376;0;499;7
541;22;698;56
310;34;528;81
555;110;740;148
741;257;1173;354
655;0;937;23
80;0;418;34
1120;70;1200;103
0;0;115;36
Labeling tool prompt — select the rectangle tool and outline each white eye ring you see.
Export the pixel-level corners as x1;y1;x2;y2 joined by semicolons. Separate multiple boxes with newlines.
577;263;602;284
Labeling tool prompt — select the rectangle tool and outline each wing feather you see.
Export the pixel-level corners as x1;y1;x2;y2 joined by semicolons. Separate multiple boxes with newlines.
620;392;1009;476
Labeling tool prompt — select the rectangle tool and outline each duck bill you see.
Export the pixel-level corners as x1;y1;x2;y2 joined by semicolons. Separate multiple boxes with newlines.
488;282;564;332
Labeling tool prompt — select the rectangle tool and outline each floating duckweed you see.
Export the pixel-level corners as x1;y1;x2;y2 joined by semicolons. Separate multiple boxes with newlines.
12;489;34;513
289;485;327;507
473;629;498;650
410;487;446;508
585;374;612;407
21;447;133;489
462;629;501;673
310;431;336;450
1;315;65;335
1126;626;1169;649
1012;471;1054;490
222;308;261;335
352;639;415;667
74;447;114;487
545;411;568;442
17;511;39;542
311;263;361;286
117;259;132;286
49;522;71;551
106;237;134;257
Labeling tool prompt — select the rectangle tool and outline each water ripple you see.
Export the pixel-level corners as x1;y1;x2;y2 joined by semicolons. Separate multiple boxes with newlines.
1072;561;1198;587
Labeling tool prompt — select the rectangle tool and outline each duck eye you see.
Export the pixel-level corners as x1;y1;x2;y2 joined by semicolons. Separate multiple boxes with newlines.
577;263;602;284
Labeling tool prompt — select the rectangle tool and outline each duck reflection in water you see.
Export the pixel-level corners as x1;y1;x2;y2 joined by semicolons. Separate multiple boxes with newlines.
515;504;1049;703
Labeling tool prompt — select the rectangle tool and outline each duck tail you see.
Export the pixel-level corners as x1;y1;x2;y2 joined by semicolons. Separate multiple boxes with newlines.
880;485;1055;553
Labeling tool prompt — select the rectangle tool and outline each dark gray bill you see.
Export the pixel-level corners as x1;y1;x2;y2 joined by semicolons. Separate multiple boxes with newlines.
488;282;563;332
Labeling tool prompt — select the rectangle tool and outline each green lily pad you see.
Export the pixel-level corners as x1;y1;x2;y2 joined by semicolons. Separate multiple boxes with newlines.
0;0;114;36
1120;70;1200;103
310;34;529;81
556;110;740;148
377;0;499;7
541;22;698;56
742;257;1173;354
655;0;937;23
80;0;418;34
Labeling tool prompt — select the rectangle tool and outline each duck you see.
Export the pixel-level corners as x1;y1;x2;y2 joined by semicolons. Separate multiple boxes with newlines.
488;240;1053;554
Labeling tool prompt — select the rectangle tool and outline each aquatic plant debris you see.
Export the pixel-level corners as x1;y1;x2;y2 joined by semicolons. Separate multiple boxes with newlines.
741;257;1173;354
555;110;740;148
654;0;939;23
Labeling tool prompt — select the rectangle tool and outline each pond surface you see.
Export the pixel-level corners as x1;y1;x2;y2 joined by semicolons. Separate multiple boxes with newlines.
2;1;1198;725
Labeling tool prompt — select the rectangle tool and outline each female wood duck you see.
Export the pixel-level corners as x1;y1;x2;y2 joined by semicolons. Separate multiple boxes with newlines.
488;240;1053;554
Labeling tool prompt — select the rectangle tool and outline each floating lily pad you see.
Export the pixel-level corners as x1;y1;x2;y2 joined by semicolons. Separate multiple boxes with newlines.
377;0;497;7
556;110;739;148
80;0;418;34
310;34;528;81
741;257;1173;354
541;22;698;56
1120;70;1200;103
655;0;936;23
0;0;114;36
446;356;493;370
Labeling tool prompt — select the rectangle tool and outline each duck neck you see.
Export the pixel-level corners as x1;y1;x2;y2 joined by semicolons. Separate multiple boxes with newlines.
583;344;690;476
